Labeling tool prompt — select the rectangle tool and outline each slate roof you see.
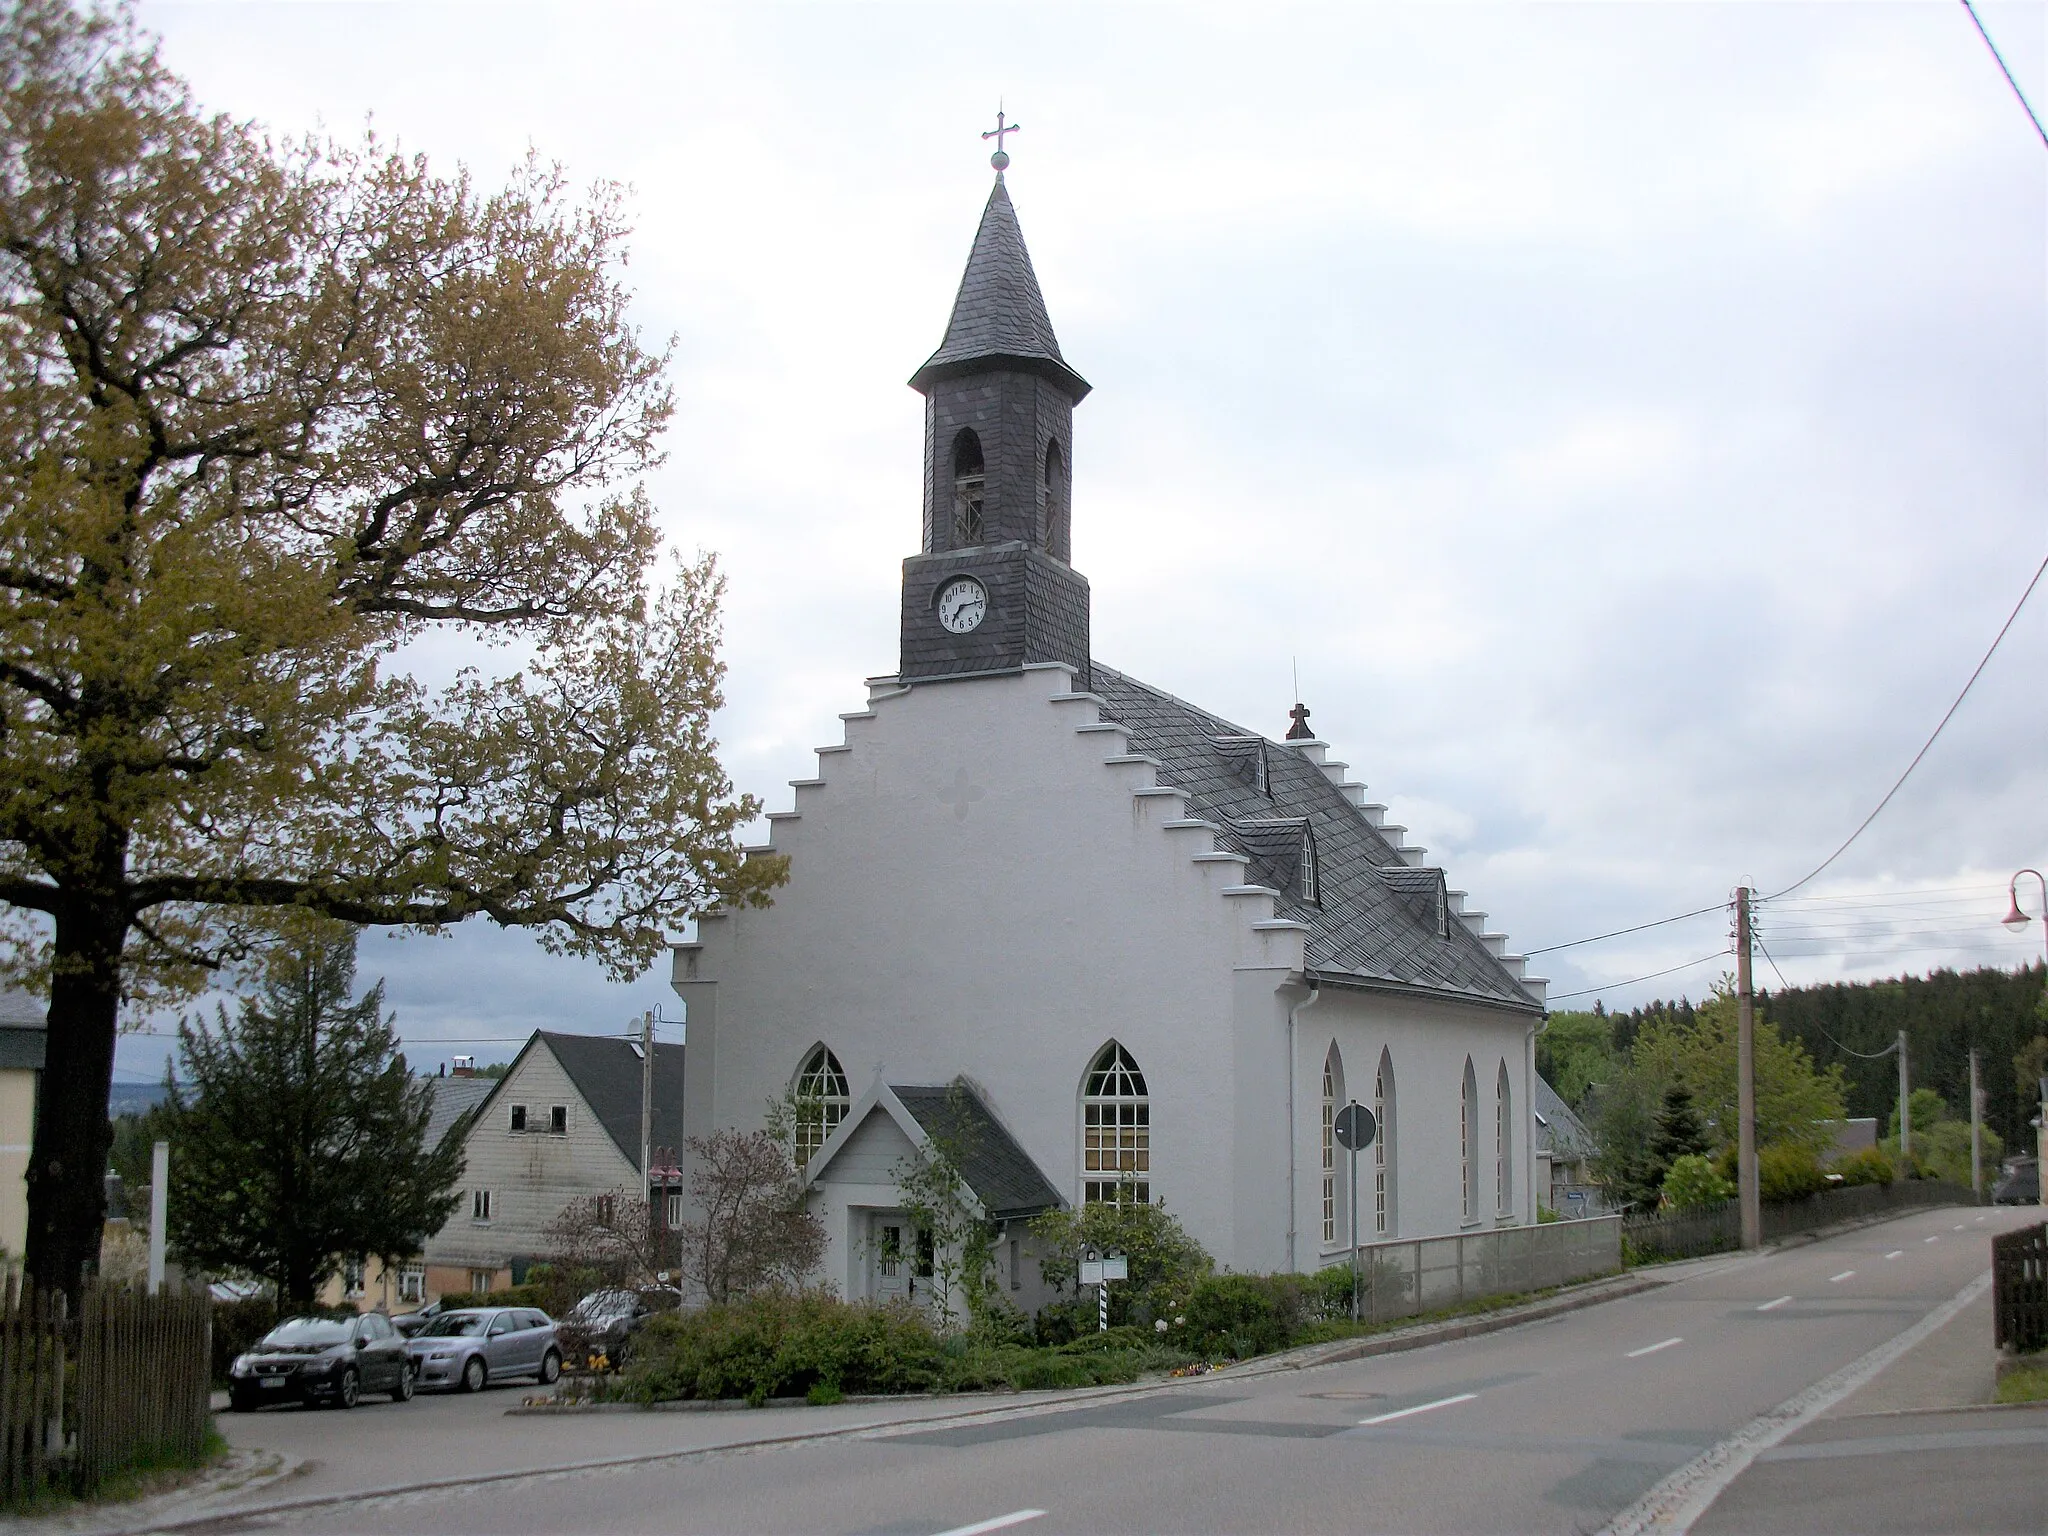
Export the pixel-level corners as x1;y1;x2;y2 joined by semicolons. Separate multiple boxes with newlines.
540;1031;686;1170
0;988;44;1072
892;1081;1065;1219
1534;1076;1597;1160
910;177;1090;401
1088;664;1539;1012
423;1074;495;1151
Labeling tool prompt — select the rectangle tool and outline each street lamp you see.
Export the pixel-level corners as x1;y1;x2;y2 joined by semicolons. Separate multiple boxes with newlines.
2005;870;2046;1209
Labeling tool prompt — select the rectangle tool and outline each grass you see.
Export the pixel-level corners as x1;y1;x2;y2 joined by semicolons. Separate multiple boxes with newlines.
1;1426;228;1514
1995;1357;2048;1404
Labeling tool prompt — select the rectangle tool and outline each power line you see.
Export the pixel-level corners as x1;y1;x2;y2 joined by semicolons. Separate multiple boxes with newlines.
1546;949;1729;1003
1524;902;1727;957
1962;0;2048;147
1766;547;2048;900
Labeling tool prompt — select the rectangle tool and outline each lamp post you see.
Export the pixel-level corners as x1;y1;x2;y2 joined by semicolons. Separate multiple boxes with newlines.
2005;870;2047;1207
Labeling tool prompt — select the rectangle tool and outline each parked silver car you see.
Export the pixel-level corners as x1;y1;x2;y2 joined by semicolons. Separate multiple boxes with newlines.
404;1306;561;1392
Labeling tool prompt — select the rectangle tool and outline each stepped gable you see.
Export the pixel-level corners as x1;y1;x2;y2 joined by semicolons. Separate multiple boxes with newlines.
1088;664;1538;1010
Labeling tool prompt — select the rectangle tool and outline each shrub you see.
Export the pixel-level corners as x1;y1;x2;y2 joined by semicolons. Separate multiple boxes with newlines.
211;1297;279;1383
432;1283;554;1314
1661;1154;1733;1210
1180;1273;1321;1358
1027;1199;1212;1327
1758;1144;1826;1204
618;1290;946;1403
1829;1147;1894;1188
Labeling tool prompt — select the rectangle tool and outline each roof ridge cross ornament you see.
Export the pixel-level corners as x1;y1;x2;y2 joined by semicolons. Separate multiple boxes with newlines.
983;107;1020;173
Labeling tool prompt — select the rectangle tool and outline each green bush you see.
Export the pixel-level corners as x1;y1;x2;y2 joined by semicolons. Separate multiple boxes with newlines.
211;1297;278;1383
1027;1199;1212;1327
1179;1273;1333;1358
619;1290;947;1404
1661;1153;1733;1210
1758;1144;1826;1204
1829;1146;1895;1188
431;1282;554;1314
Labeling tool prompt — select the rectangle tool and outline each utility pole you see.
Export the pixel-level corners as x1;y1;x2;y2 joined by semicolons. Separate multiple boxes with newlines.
1736;888;1759;1250
1897;1030;1910;1170
1969;1049;1983;1199
639;1009;655;1198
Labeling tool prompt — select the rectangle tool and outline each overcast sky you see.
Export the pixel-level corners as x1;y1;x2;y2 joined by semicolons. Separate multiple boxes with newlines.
113;1;2048;1087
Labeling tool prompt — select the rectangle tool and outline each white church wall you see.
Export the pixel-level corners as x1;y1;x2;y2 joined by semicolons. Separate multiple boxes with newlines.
674;663;1292;1278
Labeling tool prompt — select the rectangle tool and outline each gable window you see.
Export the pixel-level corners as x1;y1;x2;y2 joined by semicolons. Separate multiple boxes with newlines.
1461;1059;1479;1222
1374;1050;1395;1237
550;1105;567;1135
1082;1041;1150;1205
952;429;985;546
509;1104;526;1132
1496;1061;1513;1218
794;1046;851;1167
471;1188;493;1222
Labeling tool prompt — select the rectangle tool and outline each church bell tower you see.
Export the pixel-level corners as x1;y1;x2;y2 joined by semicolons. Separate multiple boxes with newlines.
899;157;1091;688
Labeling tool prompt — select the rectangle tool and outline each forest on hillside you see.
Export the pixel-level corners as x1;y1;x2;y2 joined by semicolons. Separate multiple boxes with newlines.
1540;963;2047;1149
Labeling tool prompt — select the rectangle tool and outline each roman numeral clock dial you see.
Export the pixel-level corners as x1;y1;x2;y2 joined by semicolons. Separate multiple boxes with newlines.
937;576;987;634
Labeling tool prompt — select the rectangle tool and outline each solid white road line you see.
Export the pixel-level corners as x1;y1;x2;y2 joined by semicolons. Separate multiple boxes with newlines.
1627;1337;1684;1358
1359;1392;1478;1426
1885;1250;1902;1260
1829;1270;1855;1283
930;1512;1047;1536
1757;1296;1792;1311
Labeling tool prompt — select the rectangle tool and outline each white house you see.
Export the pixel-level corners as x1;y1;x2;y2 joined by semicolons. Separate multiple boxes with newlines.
672;169;1547;1303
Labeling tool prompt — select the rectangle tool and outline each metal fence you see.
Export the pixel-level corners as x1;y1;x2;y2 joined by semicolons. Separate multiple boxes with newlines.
1623;1178;1982;1263
1338;1215;1623;1325
0;1275;211;1507
1992;1221;2046;1354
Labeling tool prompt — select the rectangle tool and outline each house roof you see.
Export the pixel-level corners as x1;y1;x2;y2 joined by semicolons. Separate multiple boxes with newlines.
0;988;45;1071
469;1030;685;1174
892;1082;1065;1220
423;1075;495;1151
1534;1075;1597;1160
1087;665;1540;1012
910;177;1089;401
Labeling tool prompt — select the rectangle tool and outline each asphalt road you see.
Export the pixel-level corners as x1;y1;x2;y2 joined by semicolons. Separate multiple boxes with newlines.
207;1204;2043;1536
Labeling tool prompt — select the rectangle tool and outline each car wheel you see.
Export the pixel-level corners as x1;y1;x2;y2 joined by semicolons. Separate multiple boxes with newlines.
392;1362;415;1403
335;1367;359;1410
538;1348;561;1385
460;1355;487;1394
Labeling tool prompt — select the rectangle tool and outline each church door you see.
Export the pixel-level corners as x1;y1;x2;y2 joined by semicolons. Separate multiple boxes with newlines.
867;1212;913;1305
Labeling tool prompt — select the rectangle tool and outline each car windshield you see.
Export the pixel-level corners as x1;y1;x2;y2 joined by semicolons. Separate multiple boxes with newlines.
572;1291;636;1321
260;1318;352;1347
415;1313;489;1338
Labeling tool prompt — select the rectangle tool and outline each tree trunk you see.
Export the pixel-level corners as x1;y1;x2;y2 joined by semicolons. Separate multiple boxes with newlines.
25;900;129;1297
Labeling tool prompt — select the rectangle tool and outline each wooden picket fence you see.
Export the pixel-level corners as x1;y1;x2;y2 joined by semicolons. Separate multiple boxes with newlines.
0;1274;211;1506
1992;1221;2047;1355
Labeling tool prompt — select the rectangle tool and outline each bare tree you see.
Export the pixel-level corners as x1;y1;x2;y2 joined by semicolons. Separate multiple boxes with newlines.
539;1187;657;1304
677;1129;823;1304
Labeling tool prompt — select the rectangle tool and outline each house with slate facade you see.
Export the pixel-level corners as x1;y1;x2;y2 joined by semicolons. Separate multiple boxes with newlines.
672;168;1548;1301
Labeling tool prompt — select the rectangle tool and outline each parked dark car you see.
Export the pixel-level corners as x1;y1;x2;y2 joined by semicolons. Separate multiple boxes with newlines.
227;1313;414;1411
559;1288;656;1365
392;1298;449;1338
1992;1155;2039;1205
405;1307;561;1392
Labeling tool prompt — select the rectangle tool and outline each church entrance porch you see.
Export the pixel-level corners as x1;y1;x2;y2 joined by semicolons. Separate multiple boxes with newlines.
863;1209;931;1307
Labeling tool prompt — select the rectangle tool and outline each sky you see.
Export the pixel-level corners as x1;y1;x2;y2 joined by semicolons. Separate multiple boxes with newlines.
111;0;2048;1088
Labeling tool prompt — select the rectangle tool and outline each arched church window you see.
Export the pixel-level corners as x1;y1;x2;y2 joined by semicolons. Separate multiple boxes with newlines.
1041;438;1065;553
1374;1050;1395;1237
793;1045;850;1168
1496;1060;1513;1217
952;429;985;547
1321;1044;1345;1246
1082;1041;1149;1205
1299;827;1320;906
1461;1058;1479;1222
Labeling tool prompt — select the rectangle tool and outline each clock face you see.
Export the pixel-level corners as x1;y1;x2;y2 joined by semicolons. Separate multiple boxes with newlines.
936;576;988;634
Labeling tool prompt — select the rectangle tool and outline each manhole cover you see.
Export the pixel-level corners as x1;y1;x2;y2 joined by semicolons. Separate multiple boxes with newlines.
1306;1390;1384;1401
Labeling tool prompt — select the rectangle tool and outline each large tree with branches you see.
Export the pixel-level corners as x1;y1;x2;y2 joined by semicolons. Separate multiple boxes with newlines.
0;1;784;1291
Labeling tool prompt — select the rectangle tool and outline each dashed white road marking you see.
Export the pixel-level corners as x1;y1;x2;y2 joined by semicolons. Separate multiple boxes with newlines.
1924;1235;1940;1244
931;1511;1047;1536
1975;1215;1987;1224
1953;1223;1966;1231
1885;1250;1902;1260
1627;1337;1684;1358
1829;1270;1855;1284
1757;1296;1792;1311
1359;1392;1477;1425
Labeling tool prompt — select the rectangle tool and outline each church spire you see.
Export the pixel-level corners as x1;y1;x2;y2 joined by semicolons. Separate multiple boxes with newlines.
910;177;1090;401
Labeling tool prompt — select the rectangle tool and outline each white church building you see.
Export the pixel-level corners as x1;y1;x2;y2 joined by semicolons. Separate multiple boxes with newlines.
673;168;1548;1306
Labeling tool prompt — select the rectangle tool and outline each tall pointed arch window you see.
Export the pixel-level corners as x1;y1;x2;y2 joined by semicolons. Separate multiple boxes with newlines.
952;429;985;546
1461;1058;1480;1222
793;1046;850;1168
1082;1042;1149;1205
1496;1061;1514;1218
1321;1044;1345;1246
1374;1049;1395;1237
1041;438;1065;554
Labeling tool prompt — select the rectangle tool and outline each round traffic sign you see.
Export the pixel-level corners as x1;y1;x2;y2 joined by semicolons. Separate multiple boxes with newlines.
1333;1101;1376;1151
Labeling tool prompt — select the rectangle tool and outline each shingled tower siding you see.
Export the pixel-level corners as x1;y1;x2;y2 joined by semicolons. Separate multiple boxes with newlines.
902;177;1091;686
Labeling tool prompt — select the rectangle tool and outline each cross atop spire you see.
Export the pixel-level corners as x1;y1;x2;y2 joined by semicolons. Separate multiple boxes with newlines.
983;108;1020;173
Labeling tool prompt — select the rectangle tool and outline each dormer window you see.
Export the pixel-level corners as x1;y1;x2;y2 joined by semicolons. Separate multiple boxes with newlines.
952;429;985;546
